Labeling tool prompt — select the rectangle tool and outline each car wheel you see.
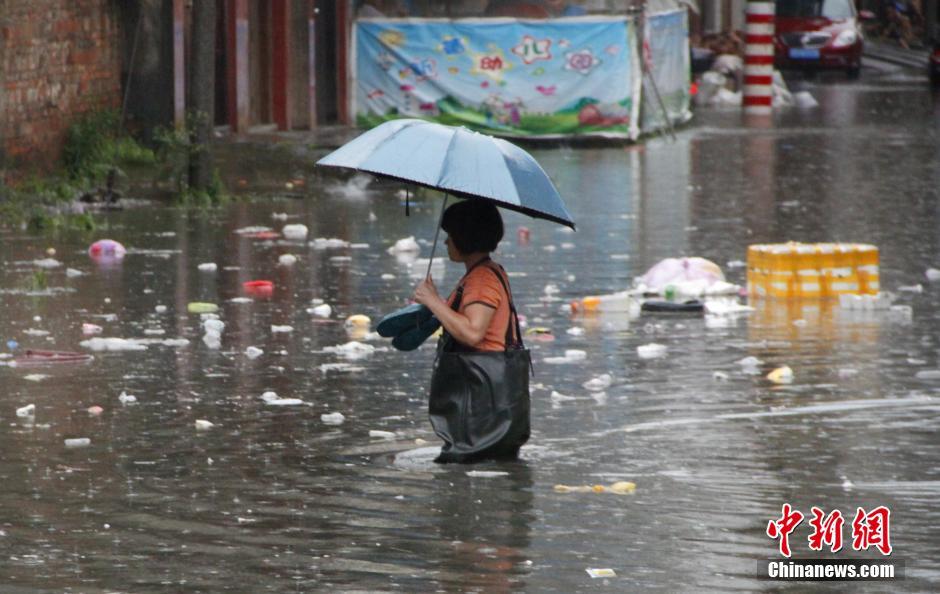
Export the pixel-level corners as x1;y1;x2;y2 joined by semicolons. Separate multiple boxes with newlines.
847;65;860;79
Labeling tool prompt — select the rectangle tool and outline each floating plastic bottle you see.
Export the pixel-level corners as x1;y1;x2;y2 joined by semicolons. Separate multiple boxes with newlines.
570;291;635;313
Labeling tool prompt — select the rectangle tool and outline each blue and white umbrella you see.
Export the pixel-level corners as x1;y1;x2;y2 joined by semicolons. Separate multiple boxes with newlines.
317;118;575;230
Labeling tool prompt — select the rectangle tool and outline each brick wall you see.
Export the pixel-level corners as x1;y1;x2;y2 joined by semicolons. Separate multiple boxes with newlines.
0;0;122;172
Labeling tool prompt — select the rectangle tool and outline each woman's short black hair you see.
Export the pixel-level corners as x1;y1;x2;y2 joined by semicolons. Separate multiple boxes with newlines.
441;199;504;254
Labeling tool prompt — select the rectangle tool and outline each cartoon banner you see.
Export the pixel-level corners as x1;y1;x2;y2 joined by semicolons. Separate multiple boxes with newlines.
640;10;692;132
353;18;641;139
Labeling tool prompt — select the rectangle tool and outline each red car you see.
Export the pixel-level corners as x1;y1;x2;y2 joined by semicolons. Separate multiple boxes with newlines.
774;0;867;78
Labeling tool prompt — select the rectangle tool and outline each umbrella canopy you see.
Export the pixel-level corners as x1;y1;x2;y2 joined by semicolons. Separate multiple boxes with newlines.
316;119;575;229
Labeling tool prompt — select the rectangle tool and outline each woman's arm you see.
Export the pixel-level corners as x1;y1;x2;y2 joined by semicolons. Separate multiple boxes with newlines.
414;278;496;348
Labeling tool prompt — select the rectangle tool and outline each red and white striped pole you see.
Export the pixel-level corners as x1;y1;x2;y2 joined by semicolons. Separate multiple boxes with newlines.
743;0;775;115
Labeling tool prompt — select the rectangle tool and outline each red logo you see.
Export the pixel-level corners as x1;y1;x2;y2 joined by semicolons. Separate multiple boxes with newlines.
768;504;892;557
808;507;845;553
852;506;892;555
767;503;804;558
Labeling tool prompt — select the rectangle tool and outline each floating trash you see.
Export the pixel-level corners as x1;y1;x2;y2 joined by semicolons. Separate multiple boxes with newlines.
259;391;305;406
543;349;587;364
582;374;612;391
309;304;332;318
325;341;376;360
119;391;138;404
637;343;667;359
15;349;96;363
271;325;293;333
586;568;617;579
243;280;273;298
554;481;636;494
187;302;219;314
369;430;396;439
387;236;420;254
88;239;126;260
33;258;62;268
245;346;263;359
278;254;297;266
767;365;794;384
321;412;346;425
311;237;350;249
87;405;104;416
16;404;36;417
64;438;91;449
195;419;215;430
282;224;309;240
197;262;217;272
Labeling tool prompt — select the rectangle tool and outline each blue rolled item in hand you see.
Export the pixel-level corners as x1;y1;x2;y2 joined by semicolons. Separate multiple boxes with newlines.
376;303;442;351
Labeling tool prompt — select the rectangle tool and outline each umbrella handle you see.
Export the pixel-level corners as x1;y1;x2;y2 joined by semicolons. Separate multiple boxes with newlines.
425;193;448;280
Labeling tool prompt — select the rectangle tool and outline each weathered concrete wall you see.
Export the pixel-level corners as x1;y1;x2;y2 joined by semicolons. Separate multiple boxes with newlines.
0;0;122;171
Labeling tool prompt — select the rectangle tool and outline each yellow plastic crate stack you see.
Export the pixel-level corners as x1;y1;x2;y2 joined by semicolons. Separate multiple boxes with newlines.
747;242;879;299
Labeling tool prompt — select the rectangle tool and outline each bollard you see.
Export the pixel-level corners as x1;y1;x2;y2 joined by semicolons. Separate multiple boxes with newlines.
743;0;776;115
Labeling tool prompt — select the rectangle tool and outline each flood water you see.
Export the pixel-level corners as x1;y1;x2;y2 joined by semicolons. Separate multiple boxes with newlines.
2;68;940;592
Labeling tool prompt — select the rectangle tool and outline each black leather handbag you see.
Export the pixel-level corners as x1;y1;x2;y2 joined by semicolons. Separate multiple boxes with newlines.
428;262;531;463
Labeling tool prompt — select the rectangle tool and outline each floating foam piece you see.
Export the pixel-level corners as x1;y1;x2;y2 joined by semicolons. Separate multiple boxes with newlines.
927;268;940;282
66;268;84;278
321;412;346;425
195;419;214;430
80;337;148;351
387;236;420;254
33;258;62;268
278;254;297;266
119;391;138;404
369;430;396;439
324;341;375;360
566;327;585;336
271;325;293;333
466;470;510;478
737;356;763;367
586;568;617;579
155;305;168;313
87;405;104;416
16;404;36;417
64;438;91;448
282;224;309;240
637;343;667;359
310;237;350;249
550;390;577;401
260;391;305;406
245;346;263;359
203;319;225;334
767;365;794;384
582;374;612;391
309;304;332;318
198;263;217;272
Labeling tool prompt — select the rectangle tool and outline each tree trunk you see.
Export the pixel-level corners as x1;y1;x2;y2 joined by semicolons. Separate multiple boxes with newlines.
188;0;217;191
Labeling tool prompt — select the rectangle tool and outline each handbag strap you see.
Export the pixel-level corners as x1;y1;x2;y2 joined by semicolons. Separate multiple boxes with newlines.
447;259;524;351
